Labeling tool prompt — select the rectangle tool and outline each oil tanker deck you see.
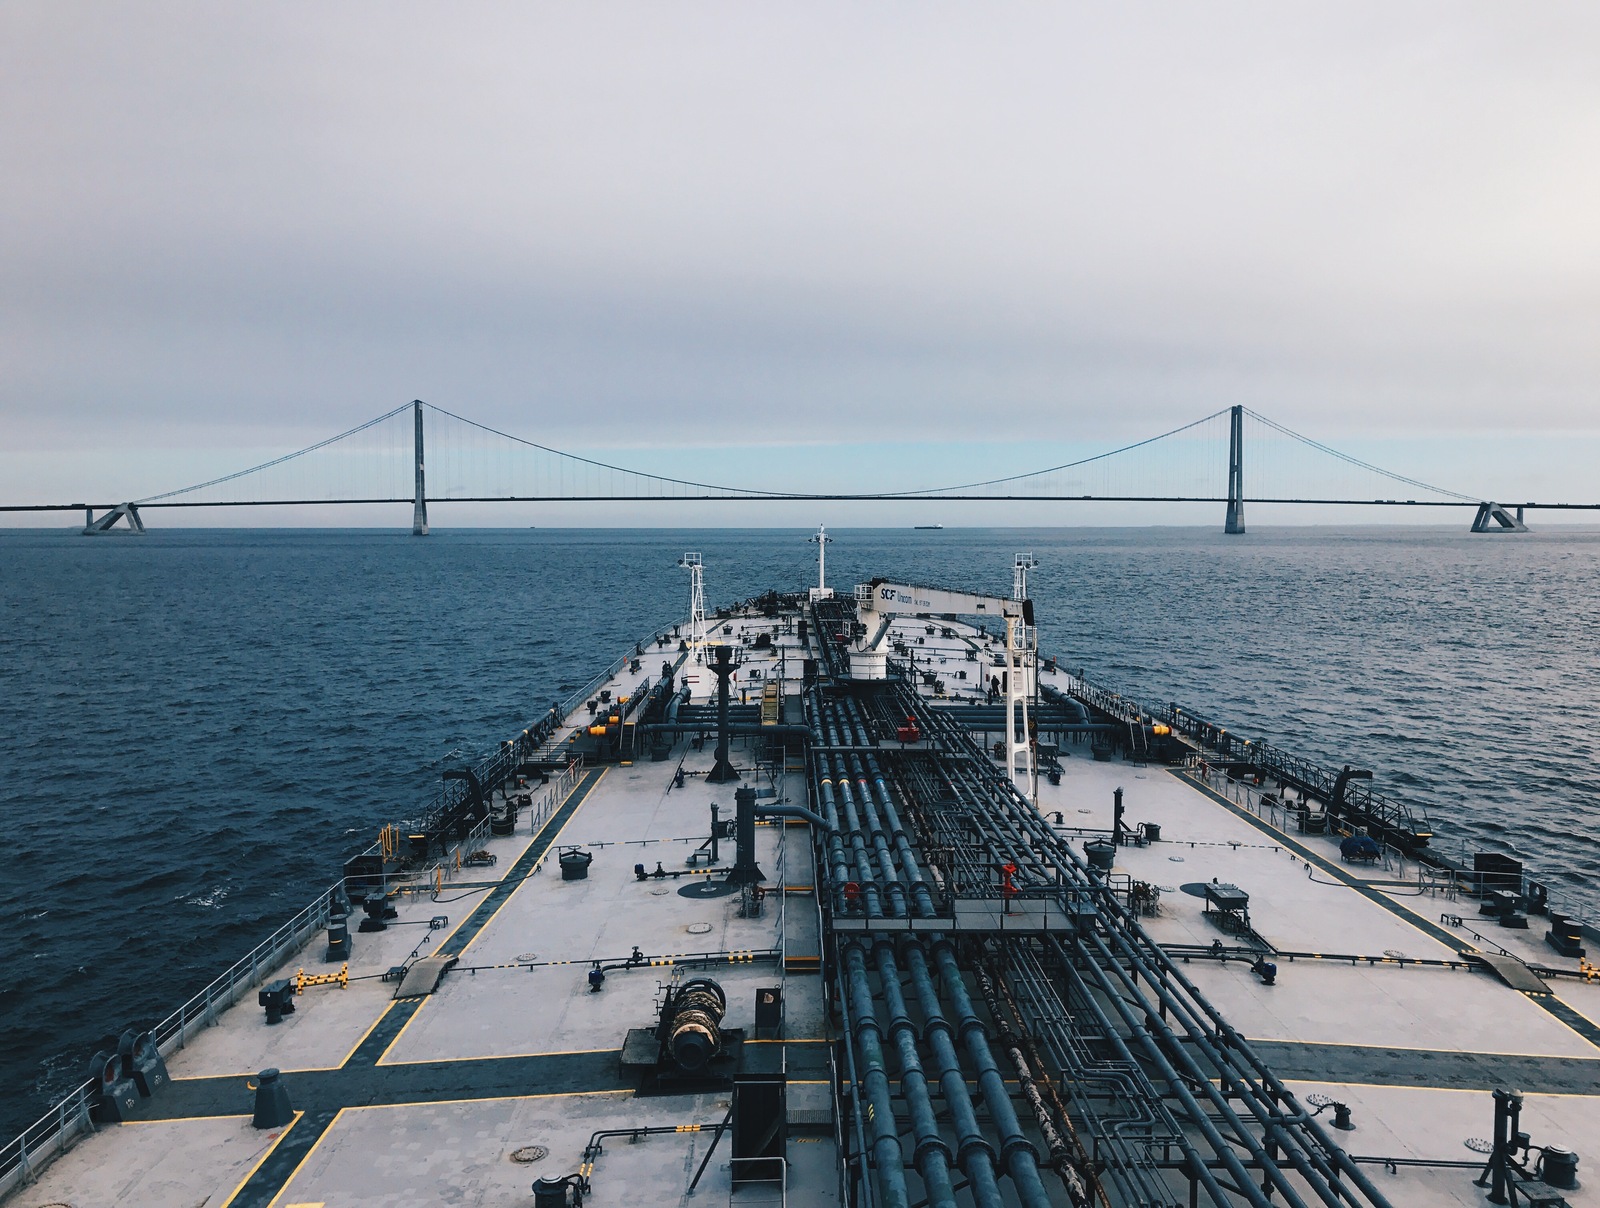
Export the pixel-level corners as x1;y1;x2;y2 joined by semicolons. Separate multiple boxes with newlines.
3;549;1595;1208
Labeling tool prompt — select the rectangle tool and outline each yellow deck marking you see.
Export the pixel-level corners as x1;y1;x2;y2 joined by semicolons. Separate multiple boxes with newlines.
377;768;607;1065
217;1110;302;1208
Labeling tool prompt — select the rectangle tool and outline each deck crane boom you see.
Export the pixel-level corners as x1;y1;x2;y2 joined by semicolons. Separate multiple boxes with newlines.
852;578;1038;796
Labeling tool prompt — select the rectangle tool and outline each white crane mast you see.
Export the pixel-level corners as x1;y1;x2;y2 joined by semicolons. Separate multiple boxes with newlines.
853;577;1038;797
679;552;707;664
1013;551;1038;601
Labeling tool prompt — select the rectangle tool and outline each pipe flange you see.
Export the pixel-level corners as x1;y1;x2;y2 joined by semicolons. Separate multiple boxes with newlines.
999;1133;1041;1166
955;1134;997;1166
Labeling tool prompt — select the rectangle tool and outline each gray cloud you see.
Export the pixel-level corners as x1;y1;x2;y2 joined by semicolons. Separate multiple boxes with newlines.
4;2;1599;473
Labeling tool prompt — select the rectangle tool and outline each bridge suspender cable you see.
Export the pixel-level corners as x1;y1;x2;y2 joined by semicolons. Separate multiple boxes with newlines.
5;398;1590;527
1240;409;1478;504
132;403;415;504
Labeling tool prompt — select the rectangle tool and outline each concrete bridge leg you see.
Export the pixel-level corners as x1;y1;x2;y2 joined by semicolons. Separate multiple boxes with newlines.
1470;502;1528;533
1224;404;1246;534
82;503;146;535
412;399;429;536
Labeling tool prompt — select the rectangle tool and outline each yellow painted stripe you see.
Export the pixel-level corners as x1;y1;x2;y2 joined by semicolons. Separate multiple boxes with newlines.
217;1111;303;1208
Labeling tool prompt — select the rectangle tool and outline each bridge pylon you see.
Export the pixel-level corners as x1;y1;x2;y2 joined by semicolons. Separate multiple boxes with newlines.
411;400;429;536
1224;404;1246;534
1470;502;1528;533
82;503;146;535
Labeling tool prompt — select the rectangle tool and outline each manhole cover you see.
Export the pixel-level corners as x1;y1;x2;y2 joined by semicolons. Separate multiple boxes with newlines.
1306;1092;1335;1108
1383;949;1406;959
679;881;741;899
686;923;713;935
516;953;539;964
1168;855;1185;862
1158;885;1177;893
510;1145;549;1163
1077;809;1093;815
650;888;669;896
1464;1137;1493;1155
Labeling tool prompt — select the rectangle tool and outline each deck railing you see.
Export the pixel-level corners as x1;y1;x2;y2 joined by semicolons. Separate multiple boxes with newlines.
0;671;608;1199
0;871;342;1197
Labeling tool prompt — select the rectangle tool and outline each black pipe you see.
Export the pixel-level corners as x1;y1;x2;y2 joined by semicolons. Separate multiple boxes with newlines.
842;942;913;1208
872;941;959;1208
902;682;1392;1206
929;938;1056;1208
901;942;1007;1208
1048;935;1283;1208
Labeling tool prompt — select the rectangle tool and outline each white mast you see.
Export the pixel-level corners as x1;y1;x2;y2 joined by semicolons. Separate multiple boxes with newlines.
808;525;834;601
1013;551;1037;602
1008;552;1040;800
679;552;707;664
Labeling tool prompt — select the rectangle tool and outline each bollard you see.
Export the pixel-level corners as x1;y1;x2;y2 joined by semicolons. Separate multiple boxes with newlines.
252;1068;294;1129
325;914;352;962
118;1029;170;1098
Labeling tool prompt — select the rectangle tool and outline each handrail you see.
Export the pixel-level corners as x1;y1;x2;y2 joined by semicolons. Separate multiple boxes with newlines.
1163;702;1432;846
0;626;635;1199
0;875;341;1196
558;617;681;722
1061;671;1146;727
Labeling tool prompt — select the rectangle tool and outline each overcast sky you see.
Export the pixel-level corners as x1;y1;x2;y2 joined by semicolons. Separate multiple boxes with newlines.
3;3;1598;522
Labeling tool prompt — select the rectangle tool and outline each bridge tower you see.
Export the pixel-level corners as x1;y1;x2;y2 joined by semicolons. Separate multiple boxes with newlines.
411;400;429;537
1224;404;1246;535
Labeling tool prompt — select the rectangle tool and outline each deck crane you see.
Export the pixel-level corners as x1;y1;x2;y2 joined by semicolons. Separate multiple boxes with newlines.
851;576;1039;796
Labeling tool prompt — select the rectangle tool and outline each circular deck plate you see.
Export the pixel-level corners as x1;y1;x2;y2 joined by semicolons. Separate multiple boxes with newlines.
679;880;741;899
510;1145;549;1164
515;953;539;964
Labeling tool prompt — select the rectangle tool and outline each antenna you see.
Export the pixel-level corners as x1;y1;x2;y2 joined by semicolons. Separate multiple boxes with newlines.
808;525;834;602
679;552;706;664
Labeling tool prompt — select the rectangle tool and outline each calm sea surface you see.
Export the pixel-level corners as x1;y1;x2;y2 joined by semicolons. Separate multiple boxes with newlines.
3;525;1598;1137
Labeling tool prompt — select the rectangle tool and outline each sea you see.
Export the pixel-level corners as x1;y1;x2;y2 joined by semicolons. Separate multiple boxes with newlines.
3;525;1598;1141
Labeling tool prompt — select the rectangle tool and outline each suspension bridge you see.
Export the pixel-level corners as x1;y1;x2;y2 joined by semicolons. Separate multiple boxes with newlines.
5;400;1585;534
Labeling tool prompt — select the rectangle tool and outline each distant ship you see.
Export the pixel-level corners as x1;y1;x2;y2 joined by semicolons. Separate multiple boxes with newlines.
914;523;944;529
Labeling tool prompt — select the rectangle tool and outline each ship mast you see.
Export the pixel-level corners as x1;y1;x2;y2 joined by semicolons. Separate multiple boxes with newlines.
679;552;707;664
808;524;833;601
1011;552;1040;802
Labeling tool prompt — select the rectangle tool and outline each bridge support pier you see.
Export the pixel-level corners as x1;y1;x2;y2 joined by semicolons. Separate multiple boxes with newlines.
1470;502;1528;533
82;503;146;535
1224;404;1246;534
412;399;429;536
